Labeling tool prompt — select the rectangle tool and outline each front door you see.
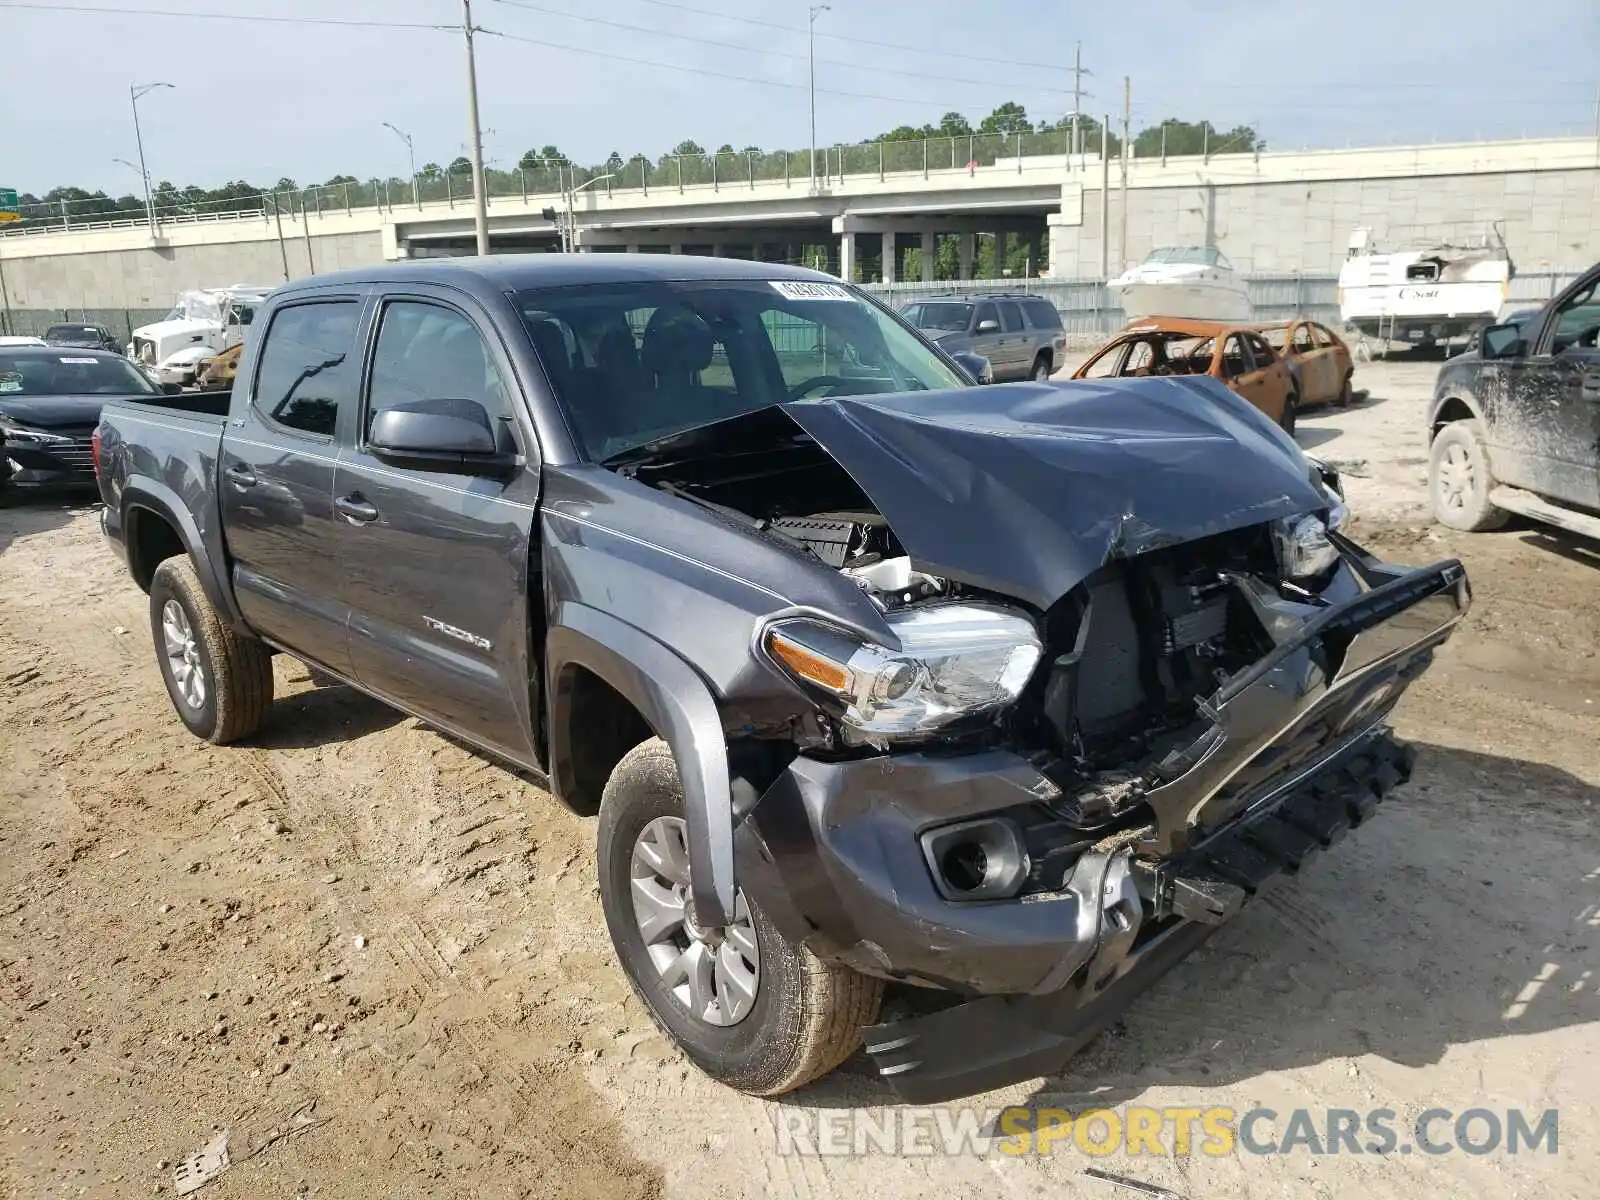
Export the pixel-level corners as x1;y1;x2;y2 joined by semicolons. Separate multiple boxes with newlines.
967;301;1006;376
219;294;368;676
335;291;541;765
1494;275;1600;509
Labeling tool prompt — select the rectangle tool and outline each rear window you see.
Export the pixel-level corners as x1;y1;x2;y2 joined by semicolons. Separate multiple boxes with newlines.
252;301;360;439
0;350;157;397
1023;300;1063;331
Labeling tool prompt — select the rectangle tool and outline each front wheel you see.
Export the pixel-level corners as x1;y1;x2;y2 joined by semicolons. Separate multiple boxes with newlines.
597;738;883;1095
1430;419;1508;531
149;557;274;743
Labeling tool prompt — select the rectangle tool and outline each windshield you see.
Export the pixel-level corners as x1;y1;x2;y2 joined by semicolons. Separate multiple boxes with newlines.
901;301;973;332
513;279;967;461
1144;246;1227;268
0;350;159;397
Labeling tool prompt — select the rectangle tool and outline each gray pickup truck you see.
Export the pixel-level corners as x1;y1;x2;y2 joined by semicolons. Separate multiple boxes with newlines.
1429;261;1600;537
96;255;1469;1103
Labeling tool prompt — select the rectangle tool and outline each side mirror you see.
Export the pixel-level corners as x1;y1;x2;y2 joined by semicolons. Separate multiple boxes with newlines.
950;351;993;385
974;319;1000;335
368;397;520;477
1480;323;1524;360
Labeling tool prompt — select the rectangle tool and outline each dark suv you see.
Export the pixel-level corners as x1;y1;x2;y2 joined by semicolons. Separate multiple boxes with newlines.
901;293;1066;381
43;324;124;353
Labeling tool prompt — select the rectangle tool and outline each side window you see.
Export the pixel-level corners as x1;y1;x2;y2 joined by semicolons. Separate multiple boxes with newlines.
253;300;360;439
1290;324;1316;354
1122;341;1155;375
1220;334;1252;378
998;301;1024;333
974;302;999;332
1312;324;1337;348
1025;300;1063;331
366;300;512;438
1080;342;1128;379
1245;333;1275;364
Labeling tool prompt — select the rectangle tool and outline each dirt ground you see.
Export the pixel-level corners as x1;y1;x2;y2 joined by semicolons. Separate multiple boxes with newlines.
1;360;1597;1199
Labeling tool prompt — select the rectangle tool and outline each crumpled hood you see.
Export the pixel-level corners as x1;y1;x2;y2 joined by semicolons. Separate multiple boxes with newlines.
780;376;1329;610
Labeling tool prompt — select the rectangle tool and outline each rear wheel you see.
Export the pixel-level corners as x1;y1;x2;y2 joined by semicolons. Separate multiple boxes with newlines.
1030;352;1053;382
148;557;274;743
1430;419;1508;531
1335;371;1354;407
597;738;883;1095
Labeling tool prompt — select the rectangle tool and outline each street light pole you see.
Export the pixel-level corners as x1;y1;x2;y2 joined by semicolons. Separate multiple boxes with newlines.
130;81;173;239
461;0;490;255
382;122;419;207
564;173;615;254
807;5;830;193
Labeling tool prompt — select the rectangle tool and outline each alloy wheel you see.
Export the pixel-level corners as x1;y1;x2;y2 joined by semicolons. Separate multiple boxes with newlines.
161;599;207;710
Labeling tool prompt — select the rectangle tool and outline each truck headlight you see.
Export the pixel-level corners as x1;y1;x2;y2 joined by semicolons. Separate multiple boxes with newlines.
1272;513;1340;581
0;419;72;446
763;603;1043;740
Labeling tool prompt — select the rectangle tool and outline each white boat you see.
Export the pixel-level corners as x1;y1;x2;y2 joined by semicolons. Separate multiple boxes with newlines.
1337;227;1513;347
1108;247;1253;322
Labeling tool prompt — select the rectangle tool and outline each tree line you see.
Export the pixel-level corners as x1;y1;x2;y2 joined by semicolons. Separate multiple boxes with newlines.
12;102;1259;225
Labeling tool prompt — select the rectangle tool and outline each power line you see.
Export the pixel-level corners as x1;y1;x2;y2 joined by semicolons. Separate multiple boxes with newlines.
490;0;1079;97
611;0;1084;76
479;26;1057;111
0;1;454;29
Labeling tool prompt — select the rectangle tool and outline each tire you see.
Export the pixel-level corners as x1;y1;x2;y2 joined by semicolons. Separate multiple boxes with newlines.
1030;352;1053;382
148;556;274;743
1335;371;1354;407
1430;418;1508;532
1278;389;1299;437
597;738;883;1095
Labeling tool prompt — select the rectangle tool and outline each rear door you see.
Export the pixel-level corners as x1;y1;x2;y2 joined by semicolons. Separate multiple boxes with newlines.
994;300;1029;377
1288;321;1328;402
1220;333;1284;422
1312;323;1352;398
220;293;368;675
334;288;542;765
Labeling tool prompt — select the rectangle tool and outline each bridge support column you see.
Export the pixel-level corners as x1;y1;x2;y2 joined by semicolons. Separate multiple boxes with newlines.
881;230;897;283
1026;231;1042;277
958;233;975;280
839;231;856;281
920;230;937;282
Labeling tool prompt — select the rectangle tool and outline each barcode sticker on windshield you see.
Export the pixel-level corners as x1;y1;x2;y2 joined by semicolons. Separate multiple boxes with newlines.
58;357;98;364
770;280;852;301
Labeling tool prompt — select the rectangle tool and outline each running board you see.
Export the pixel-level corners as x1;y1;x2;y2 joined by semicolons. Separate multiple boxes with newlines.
1490;487;1600;542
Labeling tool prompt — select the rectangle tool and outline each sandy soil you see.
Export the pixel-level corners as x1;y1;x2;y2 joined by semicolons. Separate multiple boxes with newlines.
1;360;1597;1199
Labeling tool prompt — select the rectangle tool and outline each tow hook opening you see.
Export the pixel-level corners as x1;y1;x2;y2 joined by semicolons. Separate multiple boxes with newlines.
920;818;1029;902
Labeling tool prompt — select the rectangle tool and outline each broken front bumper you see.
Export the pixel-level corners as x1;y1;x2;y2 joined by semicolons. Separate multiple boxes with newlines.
734;555;1467;1101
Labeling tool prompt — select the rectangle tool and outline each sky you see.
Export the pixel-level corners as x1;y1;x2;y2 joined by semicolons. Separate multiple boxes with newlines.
1;0;1595;196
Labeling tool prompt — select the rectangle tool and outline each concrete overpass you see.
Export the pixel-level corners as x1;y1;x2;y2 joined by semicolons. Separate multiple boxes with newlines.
2;135;1597;313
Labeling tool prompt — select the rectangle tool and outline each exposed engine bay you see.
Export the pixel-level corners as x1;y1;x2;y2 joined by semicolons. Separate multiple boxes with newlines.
626;426;1344;849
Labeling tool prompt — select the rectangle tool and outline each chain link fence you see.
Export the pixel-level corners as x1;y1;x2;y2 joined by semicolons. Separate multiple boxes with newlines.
0;307;167;342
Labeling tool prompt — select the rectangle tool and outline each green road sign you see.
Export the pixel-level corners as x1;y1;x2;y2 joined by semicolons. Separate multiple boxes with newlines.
0;189;18;223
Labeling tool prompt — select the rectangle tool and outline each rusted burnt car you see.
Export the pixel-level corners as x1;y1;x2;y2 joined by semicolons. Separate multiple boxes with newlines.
1257;319;1355;409
1074;317;1298;432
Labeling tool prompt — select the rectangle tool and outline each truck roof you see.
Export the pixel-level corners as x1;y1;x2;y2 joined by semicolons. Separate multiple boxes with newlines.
277;253;838;299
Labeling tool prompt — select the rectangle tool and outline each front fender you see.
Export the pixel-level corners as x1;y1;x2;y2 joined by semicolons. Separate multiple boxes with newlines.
546;602;735;928
120;477;243;628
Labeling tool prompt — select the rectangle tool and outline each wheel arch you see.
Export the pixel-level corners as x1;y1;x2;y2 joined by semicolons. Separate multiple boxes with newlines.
546;602;735;928
120;478;241;628
1429;393;1482;440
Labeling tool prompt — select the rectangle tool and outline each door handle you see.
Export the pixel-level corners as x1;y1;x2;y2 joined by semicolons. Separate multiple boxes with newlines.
223;463;256;489
334;494;380;525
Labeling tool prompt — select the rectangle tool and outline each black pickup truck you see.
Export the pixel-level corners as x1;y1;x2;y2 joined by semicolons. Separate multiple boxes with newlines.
1429;261;1600;536
96;255;1468;1102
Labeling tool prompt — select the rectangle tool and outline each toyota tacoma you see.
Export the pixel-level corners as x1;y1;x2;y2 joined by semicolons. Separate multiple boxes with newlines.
94;256;1468;1102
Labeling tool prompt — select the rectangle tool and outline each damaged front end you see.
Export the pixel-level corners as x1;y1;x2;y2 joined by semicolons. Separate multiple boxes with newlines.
617;378;1468;1101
